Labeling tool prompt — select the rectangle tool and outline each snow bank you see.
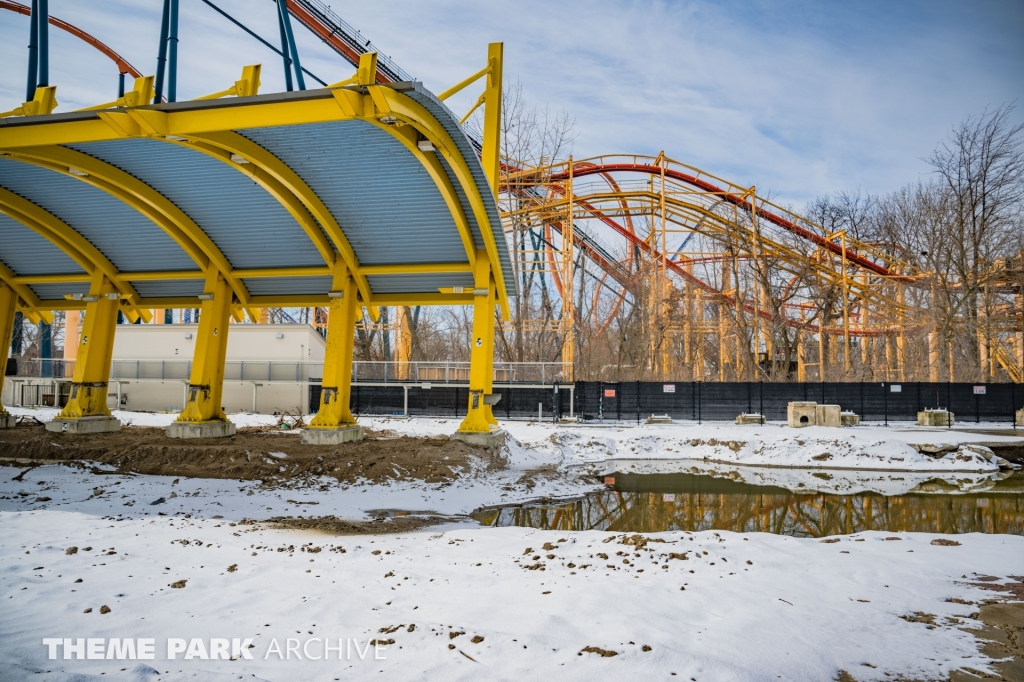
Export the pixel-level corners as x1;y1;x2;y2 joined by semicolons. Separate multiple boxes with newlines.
1;464;1020;682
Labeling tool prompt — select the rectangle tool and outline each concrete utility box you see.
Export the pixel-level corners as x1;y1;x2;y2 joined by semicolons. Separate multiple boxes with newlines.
840;411;860;427
787;401;817;427
735;413;766;425
1016;408;1024;427
918;409;954;427
645;414;673;424
815;404;841;428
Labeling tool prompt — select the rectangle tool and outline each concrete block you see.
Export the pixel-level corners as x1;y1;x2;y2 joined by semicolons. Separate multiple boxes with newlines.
300;425;365;445
815;404;842;428
165;420;236;439
645;414;673;424
735;413;766;425
0;413;16;429
451;429;507;450
917;409;954;427
45;416;121;434
787;401;817;428
840;411;860;426
1016;408;1024;427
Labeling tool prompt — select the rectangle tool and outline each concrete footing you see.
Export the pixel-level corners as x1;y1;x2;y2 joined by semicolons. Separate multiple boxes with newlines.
0;413;16;429
300;425;364;445
166;420;236;439
735;413;765;425
918;409;954;427
815;404;841;427
787;401;817;427
45;416;121;435
645;414;673;425
841;411;861;426
1016;408;1024;427
451;429;507;449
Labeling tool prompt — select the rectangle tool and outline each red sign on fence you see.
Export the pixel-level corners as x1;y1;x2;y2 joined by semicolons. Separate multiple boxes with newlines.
604;389;616;398
974;385;986;395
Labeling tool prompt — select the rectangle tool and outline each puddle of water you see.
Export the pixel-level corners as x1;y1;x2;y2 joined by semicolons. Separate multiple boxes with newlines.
475;467;1024;537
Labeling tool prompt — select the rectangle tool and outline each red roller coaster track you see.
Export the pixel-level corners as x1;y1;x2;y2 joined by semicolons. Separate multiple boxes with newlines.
0;1;142;78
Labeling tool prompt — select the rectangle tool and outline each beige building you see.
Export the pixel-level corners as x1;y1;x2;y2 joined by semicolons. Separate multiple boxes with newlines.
4;324;326;415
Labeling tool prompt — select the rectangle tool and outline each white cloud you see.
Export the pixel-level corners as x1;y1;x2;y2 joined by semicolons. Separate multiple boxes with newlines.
2;0;1020;206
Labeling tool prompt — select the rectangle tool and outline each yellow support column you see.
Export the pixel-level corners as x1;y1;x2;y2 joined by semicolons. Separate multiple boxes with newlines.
166;272;236;438
455;250;503;444
301;263;364;444
46;274;121;434
0;282;18;429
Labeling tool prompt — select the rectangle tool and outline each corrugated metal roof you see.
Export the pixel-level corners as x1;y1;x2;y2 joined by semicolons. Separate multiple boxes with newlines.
67;139;326;270
0;212;85;276
129;279;206;298
0;158;197;273
241;121;467;269
30;282;90;300
365;273;474;294
242;276;334;296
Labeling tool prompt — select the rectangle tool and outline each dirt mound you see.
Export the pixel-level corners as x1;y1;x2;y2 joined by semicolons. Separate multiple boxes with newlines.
266;514;448;535
0;422;493;485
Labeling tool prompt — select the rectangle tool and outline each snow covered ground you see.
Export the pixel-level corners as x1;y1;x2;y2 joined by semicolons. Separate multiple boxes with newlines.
8;407;1022;473
2;410;1022;680
2;463;1022;682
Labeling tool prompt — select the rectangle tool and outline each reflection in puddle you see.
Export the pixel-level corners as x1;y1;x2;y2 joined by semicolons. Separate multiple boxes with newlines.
476;464;1024;537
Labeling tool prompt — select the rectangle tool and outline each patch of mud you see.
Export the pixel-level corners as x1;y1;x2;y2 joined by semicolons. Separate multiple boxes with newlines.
0;423;495;485
265;514;451;535
951;576;1024;682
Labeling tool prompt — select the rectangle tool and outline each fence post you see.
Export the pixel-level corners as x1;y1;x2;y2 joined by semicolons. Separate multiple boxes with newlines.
883;382;888;426
403;385;408;417
698;381;702;424
759;379;763;419
598;381;604;421
636;379;640;425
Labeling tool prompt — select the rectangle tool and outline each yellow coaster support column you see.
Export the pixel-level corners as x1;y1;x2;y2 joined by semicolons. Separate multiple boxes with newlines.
301;262;364;444
46;274;121;434
0;282;18;428
457;250;499;436
166;271;236;438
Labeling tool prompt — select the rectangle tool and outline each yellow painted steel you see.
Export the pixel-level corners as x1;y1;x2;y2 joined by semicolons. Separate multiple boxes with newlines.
75;76;154;112
194;65;261;101
481;43;503;197
458;249;498;433
0;281;17;417
174;271;233;425
56;273;120;420
0;186;147;310
307;263;358;430
359;263;471;276
182;130;372;303
0;86;58;119
0;259;49;319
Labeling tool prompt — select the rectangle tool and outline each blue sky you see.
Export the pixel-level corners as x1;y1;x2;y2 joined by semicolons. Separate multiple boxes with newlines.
1;0;1021;206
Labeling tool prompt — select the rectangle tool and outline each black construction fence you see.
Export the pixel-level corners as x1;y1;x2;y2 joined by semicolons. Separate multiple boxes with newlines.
309;381;1023;425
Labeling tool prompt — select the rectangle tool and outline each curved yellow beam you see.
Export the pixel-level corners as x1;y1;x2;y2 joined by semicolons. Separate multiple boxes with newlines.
372;87;510;317
161;137;337;264
362;119;478;270
0;186;145;308
0;259;48;317
5;147;254;312
176;131;374;304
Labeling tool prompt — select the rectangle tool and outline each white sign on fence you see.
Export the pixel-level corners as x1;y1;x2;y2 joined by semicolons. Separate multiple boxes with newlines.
890;384;902;393
663;384;675;393
974;385;986;395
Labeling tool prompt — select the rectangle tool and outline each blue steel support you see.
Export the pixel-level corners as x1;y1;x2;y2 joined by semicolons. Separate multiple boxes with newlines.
153;0;171;104
26;0;38;101
276;4;293;92
167;0;179;102
118;72;126;97
278;0;305;90
39;320;52;379
36;0;48;86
